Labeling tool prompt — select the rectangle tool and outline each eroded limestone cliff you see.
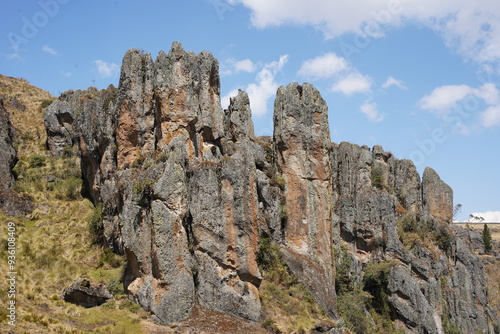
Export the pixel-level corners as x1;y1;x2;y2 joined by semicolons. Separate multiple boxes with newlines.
44;42;497;333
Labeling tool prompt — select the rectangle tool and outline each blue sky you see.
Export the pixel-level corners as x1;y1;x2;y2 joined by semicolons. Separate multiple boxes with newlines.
1;0;499;222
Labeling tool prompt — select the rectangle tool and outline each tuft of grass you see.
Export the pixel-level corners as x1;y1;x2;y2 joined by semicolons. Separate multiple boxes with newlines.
371;166;385;190
88;203;104;245
40;99;54;109
29;153;47;167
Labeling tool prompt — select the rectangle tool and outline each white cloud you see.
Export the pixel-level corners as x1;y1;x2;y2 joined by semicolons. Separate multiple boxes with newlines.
481;105;500;127
222;55;288;116
60;71;73;78
420;82;500;128
332;72;372;95
382;76;407;90
234;59;256;73
42;45;57;55
419;84;477;113
222;58;256;75
468;211;500;223
229;0;500;64
298;53;349;79
94;60;120;78
360;101;384;122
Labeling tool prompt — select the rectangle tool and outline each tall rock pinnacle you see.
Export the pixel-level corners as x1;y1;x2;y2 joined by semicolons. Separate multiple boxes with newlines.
273;82;336;315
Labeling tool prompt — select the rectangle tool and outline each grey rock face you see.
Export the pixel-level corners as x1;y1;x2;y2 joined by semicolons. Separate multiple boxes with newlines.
0;99;17;191
273;82;336;316
44;100;76;157
422;166;453;222
0;98;33;216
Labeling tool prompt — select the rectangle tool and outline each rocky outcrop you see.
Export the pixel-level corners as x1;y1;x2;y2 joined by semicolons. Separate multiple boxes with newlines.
44;42;497;333
62;278;113;308
0;98;32;216
0;99;17;191
273;82;336;316
422;166;453;222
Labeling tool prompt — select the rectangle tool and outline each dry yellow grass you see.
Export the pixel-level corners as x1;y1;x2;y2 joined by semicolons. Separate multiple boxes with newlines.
0;75;147;333
0;74;54;158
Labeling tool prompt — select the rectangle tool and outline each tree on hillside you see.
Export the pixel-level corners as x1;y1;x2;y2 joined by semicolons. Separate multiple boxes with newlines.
482;224;493;252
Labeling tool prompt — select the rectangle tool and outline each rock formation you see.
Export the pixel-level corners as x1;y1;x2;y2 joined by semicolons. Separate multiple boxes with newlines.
0;98;32;215
0;98;17;191
44;42;498;333
273;82;336;316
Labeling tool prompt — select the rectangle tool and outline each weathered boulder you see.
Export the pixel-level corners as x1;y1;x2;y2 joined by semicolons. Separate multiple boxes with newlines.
62;278;113;308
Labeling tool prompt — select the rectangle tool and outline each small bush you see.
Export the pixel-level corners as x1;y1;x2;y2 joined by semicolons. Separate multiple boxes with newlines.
54;177;82;201
98;248;122;268
40;99;54;109
335;244;354;294
108;277;124;296
443;315;461;334
262;318;281;333
119;299;141;313
371;166;384;190
337;287;373;334
88;203;104;245
363;261;396;315
274;176;286;190
29;154;46;168
101;299;116;310
435;225;455;256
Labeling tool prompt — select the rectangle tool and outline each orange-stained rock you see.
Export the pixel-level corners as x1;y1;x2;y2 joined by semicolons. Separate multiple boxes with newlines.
273;82;336;316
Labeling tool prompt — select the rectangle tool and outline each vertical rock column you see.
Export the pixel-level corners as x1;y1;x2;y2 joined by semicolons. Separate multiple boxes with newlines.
273;82;336;315
422;167;453;222
115;49;156;169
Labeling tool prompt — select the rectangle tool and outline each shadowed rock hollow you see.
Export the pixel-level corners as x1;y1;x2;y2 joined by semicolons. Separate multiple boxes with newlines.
44;42;498;333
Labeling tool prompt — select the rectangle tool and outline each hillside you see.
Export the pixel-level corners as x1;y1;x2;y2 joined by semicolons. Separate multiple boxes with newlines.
0;76;273;333
1;43;500;334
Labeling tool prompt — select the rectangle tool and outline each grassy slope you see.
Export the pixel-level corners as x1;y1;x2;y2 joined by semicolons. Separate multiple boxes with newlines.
0;75;146;333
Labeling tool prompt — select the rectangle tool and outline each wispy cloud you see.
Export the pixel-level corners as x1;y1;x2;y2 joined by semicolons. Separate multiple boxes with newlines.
481;105;500;127
420;84;476;114
360;101;384;122
222;58;256;75
382;76;407;90
332;72;372;96
94;60;119;78
229;0;500;64
222;55;288;116
420;82;500;128
42;45;57;55
60;71;73;78
297;53;349;79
